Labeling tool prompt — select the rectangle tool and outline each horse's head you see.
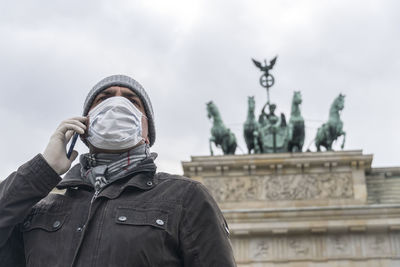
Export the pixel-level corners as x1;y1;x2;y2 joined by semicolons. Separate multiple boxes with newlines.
333;93;345;111
293;91;302;105
206;101;218;119
247;96;255;112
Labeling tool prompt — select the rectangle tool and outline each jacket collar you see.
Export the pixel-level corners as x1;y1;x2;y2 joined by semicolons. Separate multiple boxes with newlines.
57;164;92;190
56;163;157;196
100;171;156;200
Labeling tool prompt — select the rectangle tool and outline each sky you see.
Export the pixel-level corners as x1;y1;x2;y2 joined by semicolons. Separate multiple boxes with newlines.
1;0;399;180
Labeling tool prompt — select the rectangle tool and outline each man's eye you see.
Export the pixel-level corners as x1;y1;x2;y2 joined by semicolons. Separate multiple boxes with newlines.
129;99;138;105
98;95;110;102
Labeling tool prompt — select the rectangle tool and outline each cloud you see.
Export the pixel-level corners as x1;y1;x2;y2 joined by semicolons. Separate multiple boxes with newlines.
0;0;399;180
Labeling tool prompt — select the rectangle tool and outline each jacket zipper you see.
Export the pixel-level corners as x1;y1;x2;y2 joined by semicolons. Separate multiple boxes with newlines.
70;186;103;267
68;172;149;266
91;188;100;203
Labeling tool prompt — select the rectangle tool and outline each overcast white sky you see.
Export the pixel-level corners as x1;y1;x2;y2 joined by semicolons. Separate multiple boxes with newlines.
1;0;399;179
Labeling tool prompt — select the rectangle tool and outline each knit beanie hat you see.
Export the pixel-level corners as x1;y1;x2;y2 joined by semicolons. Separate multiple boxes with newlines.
82;74;156;147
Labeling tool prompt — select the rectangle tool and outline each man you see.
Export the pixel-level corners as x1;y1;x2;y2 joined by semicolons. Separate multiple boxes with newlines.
0;75;236;266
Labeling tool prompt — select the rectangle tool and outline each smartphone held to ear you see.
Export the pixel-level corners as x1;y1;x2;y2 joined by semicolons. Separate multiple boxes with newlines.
66;133;79;159
66;116;89;159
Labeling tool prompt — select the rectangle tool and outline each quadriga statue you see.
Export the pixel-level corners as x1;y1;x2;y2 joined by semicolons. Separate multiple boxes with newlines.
206;101;237;155
315;94;346;151
243;91;305;154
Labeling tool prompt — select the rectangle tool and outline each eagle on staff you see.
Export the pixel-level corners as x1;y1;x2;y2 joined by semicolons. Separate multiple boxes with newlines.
252;56;278;104
252;56;278;75
252;56;278;90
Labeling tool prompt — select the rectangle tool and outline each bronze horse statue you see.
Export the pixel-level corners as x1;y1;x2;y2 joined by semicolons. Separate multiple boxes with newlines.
243;96;261;154
315;94;346;151
207;101;237;155
287;91;305;152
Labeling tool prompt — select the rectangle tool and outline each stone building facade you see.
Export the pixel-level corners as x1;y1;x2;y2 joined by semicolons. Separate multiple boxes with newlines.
182;150;400;267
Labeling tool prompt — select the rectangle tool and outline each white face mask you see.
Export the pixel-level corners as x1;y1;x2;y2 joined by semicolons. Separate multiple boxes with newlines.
87;96;145;150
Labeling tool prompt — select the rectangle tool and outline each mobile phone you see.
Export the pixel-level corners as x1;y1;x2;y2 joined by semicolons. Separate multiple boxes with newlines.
66;133;79;159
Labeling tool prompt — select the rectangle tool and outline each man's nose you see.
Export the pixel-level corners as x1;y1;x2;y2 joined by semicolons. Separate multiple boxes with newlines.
115;89;123;96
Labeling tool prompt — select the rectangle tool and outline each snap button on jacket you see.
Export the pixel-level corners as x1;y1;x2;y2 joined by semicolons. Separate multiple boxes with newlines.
0;154;236;267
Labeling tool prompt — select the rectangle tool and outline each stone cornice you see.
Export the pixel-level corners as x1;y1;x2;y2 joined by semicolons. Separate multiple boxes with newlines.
224;204;400;235
182;150;373;177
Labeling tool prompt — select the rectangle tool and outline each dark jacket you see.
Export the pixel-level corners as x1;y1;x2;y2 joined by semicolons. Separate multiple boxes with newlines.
0;154;236;267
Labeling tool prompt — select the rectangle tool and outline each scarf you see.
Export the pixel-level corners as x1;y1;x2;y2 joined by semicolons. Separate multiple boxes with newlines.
79;144;157;191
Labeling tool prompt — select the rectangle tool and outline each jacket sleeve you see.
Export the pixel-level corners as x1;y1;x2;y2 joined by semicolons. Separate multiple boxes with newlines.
0;154;61;266
180;182;236;267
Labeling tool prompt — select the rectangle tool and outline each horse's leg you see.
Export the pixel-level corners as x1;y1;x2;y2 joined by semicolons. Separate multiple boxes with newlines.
299;126;305;152
258;128;264;153
231;144;237;155
299;138;304;152
254;143;260;154
221;135;230;155
341;131;346;149
323;125;333;151
247;137;252;154
221;142;227;155
223;137;230;155
292;145;299;153
209;137;215;156
315;128;322;152
230;134;237;154
327;139;333;151
252;131;258;154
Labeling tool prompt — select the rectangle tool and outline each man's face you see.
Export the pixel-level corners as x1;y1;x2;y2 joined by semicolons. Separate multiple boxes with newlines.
87;86;150;152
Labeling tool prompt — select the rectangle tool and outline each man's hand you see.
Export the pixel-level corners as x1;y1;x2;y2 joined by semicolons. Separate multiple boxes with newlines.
42;117;87;175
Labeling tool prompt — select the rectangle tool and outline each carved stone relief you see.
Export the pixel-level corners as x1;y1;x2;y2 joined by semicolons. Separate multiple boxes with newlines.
325;234;354;258
390;233;400;256
362;233;391;257
250;238;272;260
286;236;311;259
245;233;398;262
203;172;353;202
204;177;259;202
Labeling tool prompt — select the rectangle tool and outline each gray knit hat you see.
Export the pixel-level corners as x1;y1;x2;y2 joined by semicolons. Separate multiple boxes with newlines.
82;74;156;147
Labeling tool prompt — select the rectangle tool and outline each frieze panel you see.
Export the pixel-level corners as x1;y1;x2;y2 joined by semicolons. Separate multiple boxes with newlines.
203;177;259;202
245;233;398;262
325;235;353;258
203;172;353;202
250;238;273;260
362;233;392;257
263;173;353;201
285;236;312;259
390;233;400;256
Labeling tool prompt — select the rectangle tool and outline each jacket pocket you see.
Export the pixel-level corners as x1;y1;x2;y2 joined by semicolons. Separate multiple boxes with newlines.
21;212;67;233
115;207;168;230
101;207;172;266
21;212;69;267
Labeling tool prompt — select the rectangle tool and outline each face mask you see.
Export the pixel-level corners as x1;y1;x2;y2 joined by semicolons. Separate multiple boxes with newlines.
87;96;145;150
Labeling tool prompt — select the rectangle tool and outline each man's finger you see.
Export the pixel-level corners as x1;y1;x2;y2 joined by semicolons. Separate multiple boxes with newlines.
67;116;88;123
57;123;85;135
56;117;87;130
65;130;75;142
63;119;87;131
